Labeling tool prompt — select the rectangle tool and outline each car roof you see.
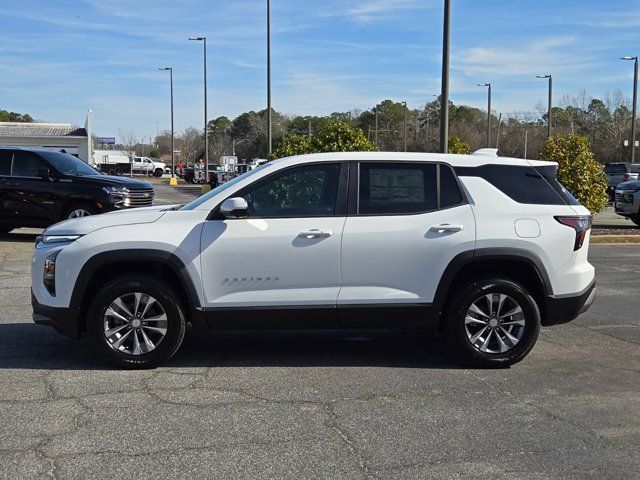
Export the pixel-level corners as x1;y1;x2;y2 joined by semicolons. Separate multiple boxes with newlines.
270;149;556;168
0;146;64;154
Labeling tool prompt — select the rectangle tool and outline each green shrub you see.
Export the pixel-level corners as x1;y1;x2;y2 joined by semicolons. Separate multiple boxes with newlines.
539;134;608;214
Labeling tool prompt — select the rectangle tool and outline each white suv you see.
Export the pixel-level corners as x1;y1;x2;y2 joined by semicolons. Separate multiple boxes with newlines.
31;150;596;368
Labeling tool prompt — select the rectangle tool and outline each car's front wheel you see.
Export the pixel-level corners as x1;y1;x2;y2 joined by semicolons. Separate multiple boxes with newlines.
444;278;540;368
87;275;186;368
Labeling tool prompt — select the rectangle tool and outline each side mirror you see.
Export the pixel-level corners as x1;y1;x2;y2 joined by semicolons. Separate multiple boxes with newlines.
219;197;248;219
36;168;51;180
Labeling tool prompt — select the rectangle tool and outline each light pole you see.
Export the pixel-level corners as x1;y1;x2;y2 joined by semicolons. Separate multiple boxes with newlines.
159;67;175;183
439;0;451;153
622;56;638;163
266;0;272;157
375;109;379;145
189;36;209;180
537;74;552;138
478;83;491;147
402;101;408;152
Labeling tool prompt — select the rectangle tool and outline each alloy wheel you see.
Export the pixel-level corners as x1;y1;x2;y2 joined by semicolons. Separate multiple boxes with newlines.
68;209;92;218
103;292;168;356
464;293;526;354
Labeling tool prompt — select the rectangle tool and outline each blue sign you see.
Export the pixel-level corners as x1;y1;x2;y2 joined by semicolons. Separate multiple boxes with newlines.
97;137;116;144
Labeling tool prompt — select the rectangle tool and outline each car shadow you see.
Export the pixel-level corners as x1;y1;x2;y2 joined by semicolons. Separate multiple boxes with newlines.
0;323;463;370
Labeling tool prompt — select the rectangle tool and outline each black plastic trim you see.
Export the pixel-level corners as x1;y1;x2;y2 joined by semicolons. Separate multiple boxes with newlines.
69;249;206;334
543;279;596;326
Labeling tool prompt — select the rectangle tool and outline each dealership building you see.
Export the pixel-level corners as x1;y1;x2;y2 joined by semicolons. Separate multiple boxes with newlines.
0;112;93;162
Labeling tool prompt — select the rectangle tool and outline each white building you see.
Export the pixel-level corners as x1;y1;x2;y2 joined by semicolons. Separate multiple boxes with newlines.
0;111;93;162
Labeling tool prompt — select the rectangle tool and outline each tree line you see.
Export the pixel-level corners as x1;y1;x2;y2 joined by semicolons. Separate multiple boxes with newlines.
142;90;636;165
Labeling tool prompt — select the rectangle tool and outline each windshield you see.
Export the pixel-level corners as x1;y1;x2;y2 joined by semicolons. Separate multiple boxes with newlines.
40;151;101;176
180;163;272;211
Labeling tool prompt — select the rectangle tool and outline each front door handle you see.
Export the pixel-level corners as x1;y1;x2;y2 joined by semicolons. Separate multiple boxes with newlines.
299;229;333;238
430;224;464;233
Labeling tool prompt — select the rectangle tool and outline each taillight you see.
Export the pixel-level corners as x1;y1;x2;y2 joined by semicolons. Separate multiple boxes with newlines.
623;173;629;181
554;215;592;251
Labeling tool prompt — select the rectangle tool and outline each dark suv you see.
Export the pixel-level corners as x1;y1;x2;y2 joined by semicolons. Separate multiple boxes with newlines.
0;147;154;233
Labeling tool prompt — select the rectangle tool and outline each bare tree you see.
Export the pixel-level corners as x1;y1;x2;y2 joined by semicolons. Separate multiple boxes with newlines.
118;128;138;177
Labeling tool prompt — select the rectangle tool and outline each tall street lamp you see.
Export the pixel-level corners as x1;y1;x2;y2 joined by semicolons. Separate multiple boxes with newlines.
478;83;491;147
402;101;408;152
189;36;209;181
266;0;272;157
159;67;175;184
439;0;451;153
622;56;638;163
537;74;552;138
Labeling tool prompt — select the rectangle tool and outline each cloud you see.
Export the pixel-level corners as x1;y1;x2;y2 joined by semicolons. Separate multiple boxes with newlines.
319;0;437;23
454;36;598;78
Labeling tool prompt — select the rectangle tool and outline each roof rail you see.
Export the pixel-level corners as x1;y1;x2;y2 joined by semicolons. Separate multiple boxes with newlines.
471;148;499;157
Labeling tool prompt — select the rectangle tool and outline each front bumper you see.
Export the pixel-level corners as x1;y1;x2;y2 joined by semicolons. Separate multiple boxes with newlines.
614;190;639;216
542;280;596;326
32;290;81;338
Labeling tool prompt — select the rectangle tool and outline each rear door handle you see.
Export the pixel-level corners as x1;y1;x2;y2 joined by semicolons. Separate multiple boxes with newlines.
430;224;464;233
299;229;333;238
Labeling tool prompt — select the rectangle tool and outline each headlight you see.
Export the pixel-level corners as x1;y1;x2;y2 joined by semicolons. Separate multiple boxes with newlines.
102;186;128;195
40;235;82;244
43;250;60;296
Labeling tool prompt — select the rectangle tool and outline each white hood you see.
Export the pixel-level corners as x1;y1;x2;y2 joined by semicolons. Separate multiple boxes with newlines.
44;208;168;236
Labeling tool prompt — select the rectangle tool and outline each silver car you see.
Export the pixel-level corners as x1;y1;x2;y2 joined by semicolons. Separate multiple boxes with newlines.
615;179;640;225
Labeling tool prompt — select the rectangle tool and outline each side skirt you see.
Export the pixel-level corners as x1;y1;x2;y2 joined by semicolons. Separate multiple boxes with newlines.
203;304;439;330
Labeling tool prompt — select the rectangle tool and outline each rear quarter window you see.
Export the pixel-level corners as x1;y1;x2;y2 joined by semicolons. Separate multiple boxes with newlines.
455;164;568;205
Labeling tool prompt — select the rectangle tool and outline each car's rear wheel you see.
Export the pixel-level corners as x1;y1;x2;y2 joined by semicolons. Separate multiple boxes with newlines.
444;278;540;368
87;275;186;369
154;169;163;177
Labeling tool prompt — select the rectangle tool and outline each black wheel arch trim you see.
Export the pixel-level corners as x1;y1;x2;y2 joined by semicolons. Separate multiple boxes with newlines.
432;247;553;318
70;249;205;333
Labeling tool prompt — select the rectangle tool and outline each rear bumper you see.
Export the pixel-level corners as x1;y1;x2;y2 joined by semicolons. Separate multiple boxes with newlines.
31;290;81;338
542;279;596;326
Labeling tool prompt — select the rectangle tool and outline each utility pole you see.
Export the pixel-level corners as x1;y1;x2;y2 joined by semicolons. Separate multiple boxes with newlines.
439;0;451;153
189;36;209;181
375;109;379;144
524;130;528;159
622;56;638;163
159;67;175;183
266;0;272;156
495;113;502;149
478;83;491;147
308;120;312;137
402;101;408;152
537;74;552;138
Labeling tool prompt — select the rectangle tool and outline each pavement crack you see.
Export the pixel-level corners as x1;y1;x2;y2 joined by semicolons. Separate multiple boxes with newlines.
323;400;372;479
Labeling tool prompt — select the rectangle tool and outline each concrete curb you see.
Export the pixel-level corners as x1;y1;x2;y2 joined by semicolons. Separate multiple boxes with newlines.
591;235;640;244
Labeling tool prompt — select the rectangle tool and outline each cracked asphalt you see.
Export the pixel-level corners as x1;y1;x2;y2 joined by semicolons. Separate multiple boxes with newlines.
1;217;639;478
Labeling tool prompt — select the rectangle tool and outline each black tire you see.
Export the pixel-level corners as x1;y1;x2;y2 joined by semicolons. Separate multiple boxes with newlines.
64;204;97;220
86;275;186;369
631;214;640;227
444;277;541;368
154;169;163;177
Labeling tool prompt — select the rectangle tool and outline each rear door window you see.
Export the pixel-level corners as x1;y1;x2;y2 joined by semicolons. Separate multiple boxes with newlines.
12;151;47;177
0;151;12;176
358;163;437;215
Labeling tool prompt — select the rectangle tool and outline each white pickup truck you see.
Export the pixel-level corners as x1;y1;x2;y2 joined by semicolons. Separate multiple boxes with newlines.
132;157;167;177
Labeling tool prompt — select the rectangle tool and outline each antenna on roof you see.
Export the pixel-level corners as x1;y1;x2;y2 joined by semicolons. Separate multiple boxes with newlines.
472;148;499;157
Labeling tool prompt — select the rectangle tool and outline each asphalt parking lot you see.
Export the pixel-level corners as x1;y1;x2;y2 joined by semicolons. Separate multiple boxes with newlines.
1;185;639;479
